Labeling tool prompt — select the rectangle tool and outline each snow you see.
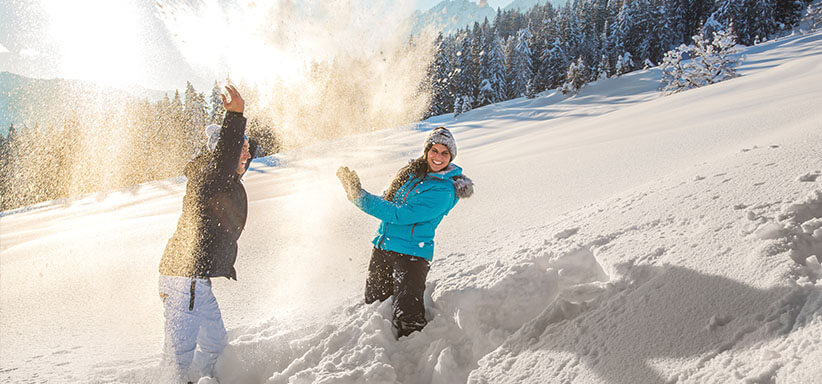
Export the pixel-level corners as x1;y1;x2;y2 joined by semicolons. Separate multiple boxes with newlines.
2;29;822;383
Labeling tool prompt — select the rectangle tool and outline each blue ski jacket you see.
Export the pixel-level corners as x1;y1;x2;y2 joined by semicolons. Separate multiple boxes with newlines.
353;164;473;260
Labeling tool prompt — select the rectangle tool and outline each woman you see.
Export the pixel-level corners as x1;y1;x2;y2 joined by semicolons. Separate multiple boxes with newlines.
158;85;254;383
337;127;473;338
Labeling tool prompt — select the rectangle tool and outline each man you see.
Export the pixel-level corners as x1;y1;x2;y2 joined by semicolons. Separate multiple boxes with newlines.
157;85;253;383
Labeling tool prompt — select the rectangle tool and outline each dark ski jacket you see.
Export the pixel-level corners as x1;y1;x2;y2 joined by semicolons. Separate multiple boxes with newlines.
159;111;253;280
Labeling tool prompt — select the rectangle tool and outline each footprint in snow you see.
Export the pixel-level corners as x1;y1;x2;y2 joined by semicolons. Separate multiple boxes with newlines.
554;227;579;240
797;172;820;182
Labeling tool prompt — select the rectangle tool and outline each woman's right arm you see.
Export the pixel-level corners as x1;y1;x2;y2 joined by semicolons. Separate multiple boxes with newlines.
355;186;453;225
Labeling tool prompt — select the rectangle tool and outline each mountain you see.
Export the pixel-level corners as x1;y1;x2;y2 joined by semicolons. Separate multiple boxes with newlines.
410;0;566;37
0;72;170;137
410;0;496;36
504;0;554;11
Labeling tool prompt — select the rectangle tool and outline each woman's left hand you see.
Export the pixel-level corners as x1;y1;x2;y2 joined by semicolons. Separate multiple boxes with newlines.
336;166;362;200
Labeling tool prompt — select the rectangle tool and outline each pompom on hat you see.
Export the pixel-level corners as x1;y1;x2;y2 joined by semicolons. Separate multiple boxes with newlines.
424;127;457;161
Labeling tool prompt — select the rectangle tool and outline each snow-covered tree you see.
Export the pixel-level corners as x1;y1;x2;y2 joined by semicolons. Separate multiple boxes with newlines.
597;53;611;80
210;81;225;124
660;44;696;94
477;79;496;105
183;81;208;154
453;95;464;117
511;26;535;98
615;51;634;76
525;78;537;98
461;95;474;114
543;38;570;89
696;29;742;83
560;57;588;95
660;29;742;94
428;34;454;117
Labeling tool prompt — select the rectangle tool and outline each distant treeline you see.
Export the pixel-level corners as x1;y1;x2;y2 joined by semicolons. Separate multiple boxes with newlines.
422;0;812;116
0;81;280;211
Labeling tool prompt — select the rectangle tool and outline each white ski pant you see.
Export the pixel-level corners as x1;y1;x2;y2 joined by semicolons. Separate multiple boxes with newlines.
159;275;227;382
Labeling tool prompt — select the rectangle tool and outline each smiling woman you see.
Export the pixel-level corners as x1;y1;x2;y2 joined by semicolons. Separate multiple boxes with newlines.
41;0;145;86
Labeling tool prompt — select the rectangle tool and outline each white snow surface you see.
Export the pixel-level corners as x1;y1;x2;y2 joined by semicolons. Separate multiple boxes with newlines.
2;31;822;384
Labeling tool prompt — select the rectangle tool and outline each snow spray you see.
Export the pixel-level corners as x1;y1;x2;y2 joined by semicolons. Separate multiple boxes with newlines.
155;0;436;149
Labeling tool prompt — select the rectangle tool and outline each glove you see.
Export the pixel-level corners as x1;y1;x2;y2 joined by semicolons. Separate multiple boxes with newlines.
336;166;362;201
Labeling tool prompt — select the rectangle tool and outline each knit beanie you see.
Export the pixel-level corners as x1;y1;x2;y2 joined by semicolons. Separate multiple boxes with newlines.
424;127;457;161
205;124;222;152
205;124;247;152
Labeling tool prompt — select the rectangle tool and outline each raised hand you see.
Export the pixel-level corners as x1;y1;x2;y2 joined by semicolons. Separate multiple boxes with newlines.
336;166;362;200
221;84;245;114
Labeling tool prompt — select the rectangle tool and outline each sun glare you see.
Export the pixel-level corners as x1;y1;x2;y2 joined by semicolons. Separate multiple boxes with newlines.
42;0;144;86
155;0;432;148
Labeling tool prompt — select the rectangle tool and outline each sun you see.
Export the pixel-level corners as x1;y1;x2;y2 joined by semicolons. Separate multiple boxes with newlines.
41;0;144;86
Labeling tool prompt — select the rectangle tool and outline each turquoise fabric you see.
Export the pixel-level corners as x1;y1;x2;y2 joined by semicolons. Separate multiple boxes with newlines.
354;164;464;260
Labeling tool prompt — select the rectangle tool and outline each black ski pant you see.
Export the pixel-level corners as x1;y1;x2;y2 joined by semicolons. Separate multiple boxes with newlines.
365;247;430;338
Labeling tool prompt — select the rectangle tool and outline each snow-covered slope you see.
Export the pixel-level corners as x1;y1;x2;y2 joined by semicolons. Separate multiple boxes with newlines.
1;30;821;383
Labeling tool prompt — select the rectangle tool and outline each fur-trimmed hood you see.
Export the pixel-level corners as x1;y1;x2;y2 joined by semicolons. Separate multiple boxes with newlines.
428;163;474;199
451;174;474;199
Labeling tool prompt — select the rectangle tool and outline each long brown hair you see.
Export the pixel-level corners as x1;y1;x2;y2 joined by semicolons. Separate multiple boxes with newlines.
384;157;428;201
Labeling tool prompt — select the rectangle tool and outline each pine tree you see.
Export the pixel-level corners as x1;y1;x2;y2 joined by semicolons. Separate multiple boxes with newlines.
701;28;742;82
184;82;207;157
450;32;473;106
489;34;508;102
427;33;453;117
476;21;494;107
774;0;806;29
660;44;696;93
660;29;742;94
597;53;611;79
477;78;496;105
503;35;518;99
544;38;570;89
453;95;464;117
615;51;634;76
210;81;225;124
461;95;474;114
560;56;588;95
511;26;535;98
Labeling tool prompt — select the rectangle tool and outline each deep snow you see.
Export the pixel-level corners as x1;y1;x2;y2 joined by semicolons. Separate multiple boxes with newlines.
1;28;822;383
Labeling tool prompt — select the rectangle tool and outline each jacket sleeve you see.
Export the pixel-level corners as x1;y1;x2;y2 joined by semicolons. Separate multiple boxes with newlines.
210;111;247;181
355;184;454;225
